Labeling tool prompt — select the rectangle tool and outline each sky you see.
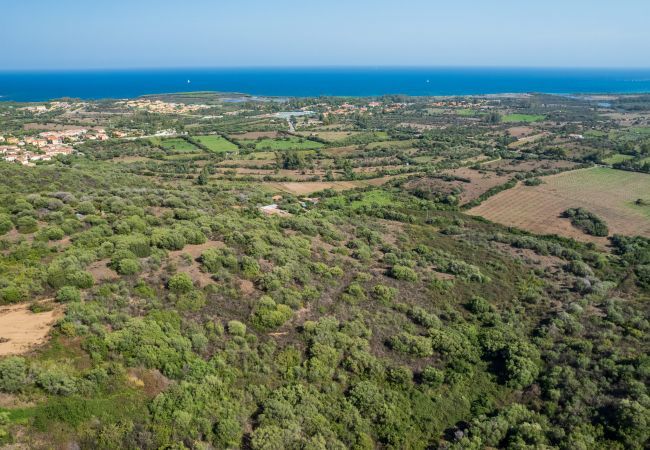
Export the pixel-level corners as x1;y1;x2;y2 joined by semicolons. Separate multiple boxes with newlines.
1;0;649;70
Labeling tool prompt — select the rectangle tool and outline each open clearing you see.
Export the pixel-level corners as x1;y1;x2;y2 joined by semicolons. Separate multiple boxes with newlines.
502;114;545;123
0;302;63;356
468;168;650;243
194;135;238;152
265;177;398;195
151;137;198;153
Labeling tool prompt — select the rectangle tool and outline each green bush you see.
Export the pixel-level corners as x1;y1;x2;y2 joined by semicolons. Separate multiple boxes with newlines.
56;286;81;303
389;332;433;357
389;265;418;282
250;296;293;331
16;216;38;234
371;284;397;304
201;248;238;273
151;229;186;250
117;258;141;275
421;366;444;387
42;226;65;241
0;214;12;235
0;285;25;303
0;357;29;393
227;320;247;337
168;273;194;293
36;369;78;396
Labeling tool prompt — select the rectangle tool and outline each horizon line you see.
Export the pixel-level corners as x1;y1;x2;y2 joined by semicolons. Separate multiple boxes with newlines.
2;65;650;73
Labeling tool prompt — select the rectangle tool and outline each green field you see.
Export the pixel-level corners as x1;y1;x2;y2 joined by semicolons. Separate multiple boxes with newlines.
603;153;635;165
151;137;198;153
242;137;324;150
584;130;608;138
457;108;484;117
502;114;545;123
194;135;239;153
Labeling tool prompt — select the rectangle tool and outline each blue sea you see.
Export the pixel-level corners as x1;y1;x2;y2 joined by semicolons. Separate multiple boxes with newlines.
1;67;650;102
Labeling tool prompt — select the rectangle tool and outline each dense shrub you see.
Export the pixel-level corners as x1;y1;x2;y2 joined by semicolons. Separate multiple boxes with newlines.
56;286;81;303
0;214;13;235
562;207;609;236
167;273;194;293
389;332;433;357
0;357;29;393
389;264;418;281
116;258;141;275
250;296;293;331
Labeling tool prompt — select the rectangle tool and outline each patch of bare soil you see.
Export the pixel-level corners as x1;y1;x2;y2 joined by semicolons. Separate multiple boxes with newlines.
432;271;456;281
238;279;255;295
490;242;564;271
127;368;172;398
508;132;551;149
147;206;173;217
168;241;225;260
87;259;119;282
0;302;63;356
168;241;225;287
0;393;36;409
376;219;406;246
507;126;535;138
2;229;35;245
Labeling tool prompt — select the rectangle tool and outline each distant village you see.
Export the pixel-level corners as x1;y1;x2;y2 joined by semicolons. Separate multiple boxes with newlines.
0;128;109;165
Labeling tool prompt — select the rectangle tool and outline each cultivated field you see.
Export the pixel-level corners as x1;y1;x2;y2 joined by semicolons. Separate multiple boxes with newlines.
468;168;650;243
195;135;238;152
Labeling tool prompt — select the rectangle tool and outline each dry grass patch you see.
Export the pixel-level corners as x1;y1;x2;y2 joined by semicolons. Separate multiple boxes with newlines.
468;168;650;244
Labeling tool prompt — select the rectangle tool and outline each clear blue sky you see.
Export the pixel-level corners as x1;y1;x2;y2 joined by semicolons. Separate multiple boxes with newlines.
1;0;648;70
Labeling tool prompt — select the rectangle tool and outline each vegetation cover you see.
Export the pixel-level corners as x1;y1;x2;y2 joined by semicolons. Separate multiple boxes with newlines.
0;92;648;449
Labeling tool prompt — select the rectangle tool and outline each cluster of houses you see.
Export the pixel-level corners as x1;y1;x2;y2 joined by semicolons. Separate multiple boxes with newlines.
323;101;407;116
429;99;488;108
18;101;75;114
0;127;109;165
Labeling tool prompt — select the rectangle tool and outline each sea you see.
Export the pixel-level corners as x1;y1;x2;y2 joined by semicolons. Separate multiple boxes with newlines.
1;67;650;102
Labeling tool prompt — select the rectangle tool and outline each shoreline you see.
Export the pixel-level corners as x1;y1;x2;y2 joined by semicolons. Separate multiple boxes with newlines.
1;90;650;104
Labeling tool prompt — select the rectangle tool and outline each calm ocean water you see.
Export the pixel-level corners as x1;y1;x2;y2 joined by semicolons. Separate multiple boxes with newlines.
1;67;650;101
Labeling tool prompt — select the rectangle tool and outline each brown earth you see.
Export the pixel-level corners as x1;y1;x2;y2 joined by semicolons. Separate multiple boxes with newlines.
507;126;536;138
0;302;63;356
88;259;119;282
